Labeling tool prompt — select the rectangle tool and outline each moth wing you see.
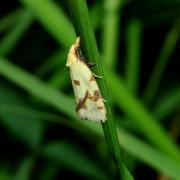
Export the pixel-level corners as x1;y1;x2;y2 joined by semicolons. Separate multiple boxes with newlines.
78;98;106;122
70;61;91;102
70;60;106;122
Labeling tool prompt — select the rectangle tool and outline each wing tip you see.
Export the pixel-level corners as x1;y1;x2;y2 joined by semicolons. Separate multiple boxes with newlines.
78;112;107;123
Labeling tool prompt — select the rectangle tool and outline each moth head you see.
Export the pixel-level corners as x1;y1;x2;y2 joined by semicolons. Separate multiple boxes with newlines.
66;37;81;67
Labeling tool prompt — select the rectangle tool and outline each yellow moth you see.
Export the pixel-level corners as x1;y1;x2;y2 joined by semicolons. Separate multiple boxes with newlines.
66;37;106;122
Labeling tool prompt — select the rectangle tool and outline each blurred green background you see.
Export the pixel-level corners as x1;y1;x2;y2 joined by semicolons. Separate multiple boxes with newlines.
0;0;180;179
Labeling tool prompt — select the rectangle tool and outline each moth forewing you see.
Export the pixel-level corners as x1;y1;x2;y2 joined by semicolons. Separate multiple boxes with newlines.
66;37;107;122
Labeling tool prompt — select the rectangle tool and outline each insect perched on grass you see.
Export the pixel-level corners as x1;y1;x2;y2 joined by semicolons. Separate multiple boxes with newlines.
66;37;106;122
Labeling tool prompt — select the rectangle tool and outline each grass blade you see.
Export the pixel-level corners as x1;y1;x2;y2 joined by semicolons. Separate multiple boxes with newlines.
0;57;75;118
118;129;180;180
153;86;180;120
0;8;26;32
20;0;76;47
143;25;179;104
34;50;66;77
101;0;122;69
104;69;180;162
13;157;34;180
125;19;142;95
0;10;33;56
43;141;109;179
67;0;133;179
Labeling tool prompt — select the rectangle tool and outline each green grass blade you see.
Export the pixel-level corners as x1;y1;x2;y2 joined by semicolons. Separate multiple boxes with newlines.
34;50;66;77
0;167;11;180
0;85;44;148
143;25;179;104
118;129;180;180
67;0;133;179
0;8;26;32
20;0;76;47
43;141;109;179
0;10;33;56
102;0;122;69
1;103;180;179
3;1;179;178
35;2;103;83
153;86;180;120
48;69;69;88
104;69;180;162
13;157;34;180
34;50;70;89
0;58;179;167
125;19;142;95
3;102;180;180
0;103;106;141
0;57;75;118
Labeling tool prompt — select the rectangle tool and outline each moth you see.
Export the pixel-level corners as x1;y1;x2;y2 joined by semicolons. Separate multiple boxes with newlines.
66;37;106;122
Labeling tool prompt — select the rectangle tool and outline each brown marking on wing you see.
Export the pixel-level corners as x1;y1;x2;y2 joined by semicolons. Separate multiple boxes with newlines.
93;90;101;101
97;106;104;110
73;80;80;86
76;91;89;112
89;75;95;82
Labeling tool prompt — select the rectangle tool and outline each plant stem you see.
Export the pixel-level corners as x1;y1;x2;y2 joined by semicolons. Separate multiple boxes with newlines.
143;25;179;104
125;19;142;95
67;0;133;179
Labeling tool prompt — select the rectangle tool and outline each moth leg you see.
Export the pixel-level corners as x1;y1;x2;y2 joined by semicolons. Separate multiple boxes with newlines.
93;73;103;79
77;53;94;68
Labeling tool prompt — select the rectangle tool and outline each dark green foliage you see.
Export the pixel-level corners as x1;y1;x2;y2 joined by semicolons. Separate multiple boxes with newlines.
0;0;179;179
